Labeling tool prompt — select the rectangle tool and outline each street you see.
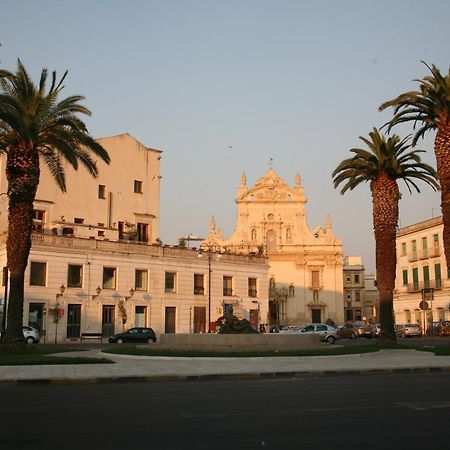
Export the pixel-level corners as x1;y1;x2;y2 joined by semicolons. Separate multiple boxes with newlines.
1;372;449;449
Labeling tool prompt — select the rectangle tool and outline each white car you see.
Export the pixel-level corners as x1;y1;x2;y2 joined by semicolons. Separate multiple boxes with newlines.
295;323;339;344
0;325;40;344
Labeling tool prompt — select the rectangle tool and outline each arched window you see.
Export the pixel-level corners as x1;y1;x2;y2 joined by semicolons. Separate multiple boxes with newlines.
286;228;291;241
289;284;295;297
269;277;275;289
251;228;257;241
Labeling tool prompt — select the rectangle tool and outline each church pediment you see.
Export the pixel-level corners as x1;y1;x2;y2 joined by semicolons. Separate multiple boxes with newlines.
237;169;306;202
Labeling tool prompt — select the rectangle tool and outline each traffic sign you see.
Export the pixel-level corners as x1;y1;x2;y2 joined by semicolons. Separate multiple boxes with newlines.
419;300;429;310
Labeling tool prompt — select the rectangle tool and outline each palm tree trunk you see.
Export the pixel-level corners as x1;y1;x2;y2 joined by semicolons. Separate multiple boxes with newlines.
3;148;39;343
434;126;450;273
372;175;399;344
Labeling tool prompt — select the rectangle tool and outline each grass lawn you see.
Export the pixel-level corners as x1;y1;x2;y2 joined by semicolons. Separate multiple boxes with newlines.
0;345;114;366
103;343;450;358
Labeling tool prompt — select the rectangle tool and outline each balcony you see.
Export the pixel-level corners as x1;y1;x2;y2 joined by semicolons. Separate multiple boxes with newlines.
418;247;440;259
406;279;443;292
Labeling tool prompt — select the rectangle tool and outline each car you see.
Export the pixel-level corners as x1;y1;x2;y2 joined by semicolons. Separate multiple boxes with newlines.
108;327;157;344
395;323;422;338
295;323;339;344
369;323;381;337
425;321;450;337
338;322;373;339
0;325;40;343
279;325;302;334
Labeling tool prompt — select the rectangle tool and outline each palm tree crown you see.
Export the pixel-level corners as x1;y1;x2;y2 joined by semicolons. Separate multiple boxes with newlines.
379;62;450;146
0;60;110;190
333;128;438;194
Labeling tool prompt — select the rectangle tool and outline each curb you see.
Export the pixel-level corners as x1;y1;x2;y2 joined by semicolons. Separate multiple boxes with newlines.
2;365;450;385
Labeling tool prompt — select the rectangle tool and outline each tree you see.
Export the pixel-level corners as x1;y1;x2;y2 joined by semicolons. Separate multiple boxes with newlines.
0;61;110;343
332;128;438;343
379;62;450;270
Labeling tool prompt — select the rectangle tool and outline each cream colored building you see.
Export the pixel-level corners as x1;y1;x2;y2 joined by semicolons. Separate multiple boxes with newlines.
394;216;450;331
202;169;345;326
343;257;365;322
364;274;379;321
0;134;269;341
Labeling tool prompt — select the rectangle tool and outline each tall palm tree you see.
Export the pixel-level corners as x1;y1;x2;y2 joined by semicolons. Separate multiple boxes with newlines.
379;62;450;270
332;128;438;343
0;61;110;343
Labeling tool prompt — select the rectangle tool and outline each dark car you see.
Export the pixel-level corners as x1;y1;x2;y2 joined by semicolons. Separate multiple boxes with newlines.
338;322;373;339
108;327;157;344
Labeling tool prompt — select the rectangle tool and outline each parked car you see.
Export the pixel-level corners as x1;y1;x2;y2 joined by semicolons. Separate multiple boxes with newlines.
0;325;40;344
369;323;381;337
395;323;422;338
338;322;373;339
296;323;339;344
426;321;450;337
108;327;157;344
279;325;302;334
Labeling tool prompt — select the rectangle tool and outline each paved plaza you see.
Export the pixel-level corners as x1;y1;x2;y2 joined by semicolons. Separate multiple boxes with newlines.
1;348;450;384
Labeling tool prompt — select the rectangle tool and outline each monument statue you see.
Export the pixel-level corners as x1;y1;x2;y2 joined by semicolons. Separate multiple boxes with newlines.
215;305;258;334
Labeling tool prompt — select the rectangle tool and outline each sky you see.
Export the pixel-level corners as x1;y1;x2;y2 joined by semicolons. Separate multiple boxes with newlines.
2;0;449;273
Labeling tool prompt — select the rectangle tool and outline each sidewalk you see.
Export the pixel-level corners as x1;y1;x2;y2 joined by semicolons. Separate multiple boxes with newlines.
1;348;450;384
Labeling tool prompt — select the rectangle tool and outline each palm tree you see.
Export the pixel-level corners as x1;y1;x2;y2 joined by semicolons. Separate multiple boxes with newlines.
379;62;450;270
332;128;438;343
0;61;110;343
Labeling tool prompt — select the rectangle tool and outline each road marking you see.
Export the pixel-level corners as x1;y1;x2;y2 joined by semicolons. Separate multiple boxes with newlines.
394;401;450;411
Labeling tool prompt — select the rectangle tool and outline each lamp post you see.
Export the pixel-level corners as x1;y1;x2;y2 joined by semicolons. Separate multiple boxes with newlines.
198;242;222;332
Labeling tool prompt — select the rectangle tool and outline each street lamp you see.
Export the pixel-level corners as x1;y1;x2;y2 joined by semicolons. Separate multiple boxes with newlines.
198;242;222;332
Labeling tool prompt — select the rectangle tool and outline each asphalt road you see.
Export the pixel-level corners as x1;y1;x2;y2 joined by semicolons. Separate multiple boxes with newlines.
1;372;449;449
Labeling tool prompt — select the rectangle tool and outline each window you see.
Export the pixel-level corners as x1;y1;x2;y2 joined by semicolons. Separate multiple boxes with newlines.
135;269;148;291
30;262;46;286
97;230;105;237
103;267;117;289
423;265;430;285
251;228;257;241
134;180;143;194
412;240;417;259
137;223;149;242
248;278;257;297
223;276;233;296
312;271;320;288
165;272;176;292
401;242;407;256
74;218;84;224
286;228;291;240
412;267;419;289
354;274;360;284
68;264;83;288
402;269;408;285
435;263;442;287
33;210;45;232
194;274;204;295
355;309;362;321
354;291;361;302
98;184;106;199
422;237;428;257
433;233;439;248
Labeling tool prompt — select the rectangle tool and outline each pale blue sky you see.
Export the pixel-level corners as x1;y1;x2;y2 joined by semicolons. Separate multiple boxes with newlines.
2;0;449;272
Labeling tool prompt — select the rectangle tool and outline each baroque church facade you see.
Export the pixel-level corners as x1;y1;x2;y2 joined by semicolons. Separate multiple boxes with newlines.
202;169;345;326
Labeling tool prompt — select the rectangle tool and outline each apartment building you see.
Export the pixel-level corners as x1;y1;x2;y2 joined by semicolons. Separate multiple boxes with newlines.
0;134;269;341
394;216;449;331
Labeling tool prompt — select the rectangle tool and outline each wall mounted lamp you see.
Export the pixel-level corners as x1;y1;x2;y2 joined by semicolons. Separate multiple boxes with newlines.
56;284;65;299
92;286;102;299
